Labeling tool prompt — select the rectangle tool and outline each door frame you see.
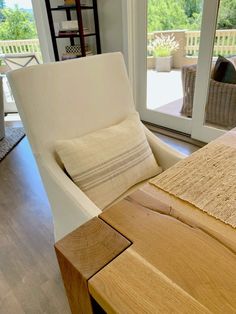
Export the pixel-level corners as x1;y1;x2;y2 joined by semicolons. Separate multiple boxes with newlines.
191;0;225;142
31;0;55;63
123;0;226;142
122;0;192;134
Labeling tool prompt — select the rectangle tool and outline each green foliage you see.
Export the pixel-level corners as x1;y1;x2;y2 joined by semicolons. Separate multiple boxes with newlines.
187;12;202;30
148;0;189;33
0;6;37;40
151;34;179;57
148;0;236;32
184;0;202;19
153;47;170;57
217;0;236;29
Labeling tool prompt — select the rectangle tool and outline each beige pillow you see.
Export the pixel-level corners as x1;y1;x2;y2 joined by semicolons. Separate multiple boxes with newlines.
55;113;162;209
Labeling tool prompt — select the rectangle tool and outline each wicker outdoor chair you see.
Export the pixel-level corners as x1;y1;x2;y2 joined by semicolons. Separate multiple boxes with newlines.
180;64;236;128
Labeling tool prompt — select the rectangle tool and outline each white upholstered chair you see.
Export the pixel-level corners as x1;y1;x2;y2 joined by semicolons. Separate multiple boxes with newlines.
7;52;185;241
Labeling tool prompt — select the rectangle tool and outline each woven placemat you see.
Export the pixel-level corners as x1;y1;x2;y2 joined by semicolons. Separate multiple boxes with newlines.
150;142;236;228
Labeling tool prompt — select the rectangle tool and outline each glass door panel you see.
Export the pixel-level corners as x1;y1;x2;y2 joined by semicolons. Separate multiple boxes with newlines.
144;0;203;134
191;0;228;142
203;0;236;131
128;0;224;142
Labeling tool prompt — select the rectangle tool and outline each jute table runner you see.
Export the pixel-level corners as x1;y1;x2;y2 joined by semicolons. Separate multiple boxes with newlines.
150;142;236;228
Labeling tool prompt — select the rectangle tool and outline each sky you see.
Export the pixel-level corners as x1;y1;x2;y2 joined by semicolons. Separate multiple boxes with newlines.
5;0;32;9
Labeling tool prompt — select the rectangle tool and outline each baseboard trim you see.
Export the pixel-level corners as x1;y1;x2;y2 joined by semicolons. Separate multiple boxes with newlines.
143;121;205;148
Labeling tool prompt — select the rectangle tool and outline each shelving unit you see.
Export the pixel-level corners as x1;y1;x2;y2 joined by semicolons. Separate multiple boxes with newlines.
45;0;101;61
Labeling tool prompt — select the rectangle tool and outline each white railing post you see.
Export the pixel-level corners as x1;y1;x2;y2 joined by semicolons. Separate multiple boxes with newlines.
185;29;236;57
0;39;42;61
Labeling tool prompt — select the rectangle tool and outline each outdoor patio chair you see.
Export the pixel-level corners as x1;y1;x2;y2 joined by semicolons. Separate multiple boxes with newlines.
0;53;40;70
180;63;236;128
0;53;40;113
7;52;186;241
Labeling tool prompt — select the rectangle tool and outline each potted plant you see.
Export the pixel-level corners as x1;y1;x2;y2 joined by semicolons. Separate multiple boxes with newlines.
151;33;179;72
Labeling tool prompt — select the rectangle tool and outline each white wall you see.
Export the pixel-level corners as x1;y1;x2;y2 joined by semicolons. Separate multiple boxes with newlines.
32;0;124;63
97;0;123;53
31;0;55;62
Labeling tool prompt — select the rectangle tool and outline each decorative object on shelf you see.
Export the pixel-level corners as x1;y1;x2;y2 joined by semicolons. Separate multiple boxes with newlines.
60;20;79;31
62;51;93;60
54;22;60;36
65;44;88;54
45;0;101;61
150;34;179;72
58;30;79;37
63;43;92;60
64;0;76;5
58;26;89;37
61;53;80;60
64;0;87;5
65;44;81;54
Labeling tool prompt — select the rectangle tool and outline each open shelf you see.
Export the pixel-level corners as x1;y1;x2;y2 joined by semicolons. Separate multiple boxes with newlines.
45;0;101;61
56;32;96;38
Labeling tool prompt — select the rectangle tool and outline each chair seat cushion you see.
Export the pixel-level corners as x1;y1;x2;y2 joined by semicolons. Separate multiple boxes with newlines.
55;113;162;209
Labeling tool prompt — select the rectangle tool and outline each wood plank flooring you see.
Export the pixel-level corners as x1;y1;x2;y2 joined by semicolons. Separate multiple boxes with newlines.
0;122;198;314
0;134;70;314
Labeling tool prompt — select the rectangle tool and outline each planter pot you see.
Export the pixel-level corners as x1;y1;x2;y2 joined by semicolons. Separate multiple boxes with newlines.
155;56;173;72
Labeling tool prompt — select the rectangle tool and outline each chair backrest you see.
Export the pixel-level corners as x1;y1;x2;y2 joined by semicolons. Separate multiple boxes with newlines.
7;52;135;155
2;53;40;70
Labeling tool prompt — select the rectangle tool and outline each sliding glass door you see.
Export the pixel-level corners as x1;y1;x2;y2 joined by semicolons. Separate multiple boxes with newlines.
127;0;233;143
192;0;236;142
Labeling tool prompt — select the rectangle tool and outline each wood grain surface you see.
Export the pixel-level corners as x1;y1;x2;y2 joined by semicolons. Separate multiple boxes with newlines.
131;184;236;252
0;120;198;314
89;198;236;313
55;217;131;314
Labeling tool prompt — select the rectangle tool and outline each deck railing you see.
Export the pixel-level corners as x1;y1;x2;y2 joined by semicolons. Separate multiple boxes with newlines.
186;29;236;56
0;39;41;60
147;29;236;69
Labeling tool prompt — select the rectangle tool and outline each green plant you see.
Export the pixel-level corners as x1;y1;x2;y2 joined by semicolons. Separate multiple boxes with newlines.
0;6;37;40
150;33;179;57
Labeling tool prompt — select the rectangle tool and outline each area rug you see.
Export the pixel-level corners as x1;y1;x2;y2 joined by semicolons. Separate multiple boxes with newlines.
0;127;25;161
150;142;236;228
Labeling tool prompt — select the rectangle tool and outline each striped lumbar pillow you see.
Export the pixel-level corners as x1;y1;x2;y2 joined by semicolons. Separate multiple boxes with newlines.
55;113;162;209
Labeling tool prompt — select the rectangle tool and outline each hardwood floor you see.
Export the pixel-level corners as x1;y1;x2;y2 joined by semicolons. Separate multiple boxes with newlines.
0;122;198;314
0;135;70;314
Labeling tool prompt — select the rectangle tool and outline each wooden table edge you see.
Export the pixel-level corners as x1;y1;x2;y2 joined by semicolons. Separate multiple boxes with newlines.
55;216;131;314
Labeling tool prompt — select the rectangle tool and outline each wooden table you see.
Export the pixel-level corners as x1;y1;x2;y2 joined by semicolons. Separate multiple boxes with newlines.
55;130;236;314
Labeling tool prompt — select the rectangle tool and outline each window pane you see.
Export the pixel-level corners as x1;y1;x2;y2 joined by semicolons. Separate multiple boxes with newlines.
147;0;203;122
203;0;236;130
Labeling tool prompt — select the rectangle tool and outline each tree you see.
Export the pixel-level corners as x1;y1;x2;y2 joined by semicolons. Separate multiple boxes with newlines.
148;0;189;32
184;0;201;19
147;0;236;32
217;0;236;29
183;0;202;30
0;6;37;40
